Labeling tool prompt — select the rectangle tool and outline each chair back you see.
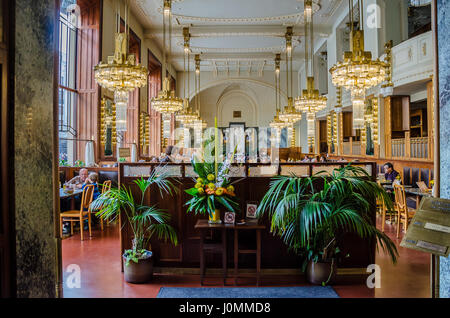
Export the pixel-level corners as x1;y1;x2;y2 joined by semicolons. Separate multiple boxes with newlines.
102;180;112;194
393;184;407;211
80;184;95;214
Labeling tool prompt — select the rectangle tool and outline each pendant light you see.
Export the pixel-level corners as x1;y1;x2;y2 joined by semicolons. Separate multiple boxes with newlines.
329;0;388;129
94;0;148;132
151;0;183;114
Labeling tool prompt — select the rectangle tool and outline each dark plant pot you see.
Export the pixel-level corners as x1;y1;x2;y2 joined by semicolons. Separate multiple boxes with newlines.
123;251;153;284
305;259;337;285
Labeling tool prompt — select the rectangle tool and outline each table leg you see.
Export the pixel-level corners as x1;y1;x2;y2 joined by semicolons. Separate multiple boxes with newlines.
256;229;261;287
416;195;420;209
70;197;76;210
234;229;238;286
200;229;205;286
222;229;227;286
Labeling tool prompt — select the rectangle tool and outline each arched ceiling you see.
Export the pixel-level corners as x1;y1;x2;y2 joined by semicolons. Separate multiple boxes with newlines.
131;0;348;72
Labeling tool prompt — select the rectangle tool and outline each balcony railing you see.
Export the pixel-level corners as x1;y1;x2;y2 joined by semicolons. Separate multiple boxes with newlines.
392;138;405;158
410;137;428;159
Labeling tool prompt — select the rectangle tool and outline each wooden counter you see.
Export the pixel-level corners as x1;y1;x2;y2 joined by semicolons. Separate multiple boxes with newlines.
118;162;377;271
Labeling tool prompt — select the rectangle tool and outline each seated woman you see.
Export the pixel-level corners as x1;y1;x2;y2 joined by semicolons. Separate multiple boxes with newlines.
160;145;174;163
82;172;100;200
80;172;100;230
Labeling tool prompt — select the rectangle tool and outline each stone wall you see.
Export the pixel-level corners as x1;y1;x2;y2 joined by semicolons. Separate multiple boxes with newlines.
14;0;58;297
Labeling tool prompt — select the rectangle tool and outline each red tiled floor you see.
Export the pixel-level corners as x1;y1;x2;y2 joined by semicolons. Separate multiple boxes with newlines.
61;216;430;298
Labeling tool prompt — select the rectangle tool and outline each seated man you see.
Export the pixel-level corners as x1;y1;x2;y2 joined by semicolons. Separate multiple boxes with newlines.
384;162;400;182
66;168;89;189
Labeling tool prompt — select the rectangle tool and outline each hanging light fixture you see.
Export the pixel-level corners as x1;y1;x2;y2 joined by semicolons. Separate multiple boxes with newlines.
151;0;183;114
295;0;327;113
270;54;288;130
409;0;431;6
94;0;148;132
295;0;327;148
114;90;129;132
176;27;197;125
280;27;302;124
329;0;388;129
185;54;207;129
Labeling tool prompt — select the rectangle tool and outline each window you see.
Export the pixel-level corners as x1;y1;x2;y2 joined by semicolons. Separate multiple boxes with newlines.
58;8;78;165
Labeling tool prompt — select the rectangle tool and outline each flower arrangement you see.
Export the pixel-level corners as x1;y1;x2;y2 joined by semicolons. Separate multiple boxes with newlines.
430;179;434;187
185;137;239;222
59;153;69;166
74;159;85;167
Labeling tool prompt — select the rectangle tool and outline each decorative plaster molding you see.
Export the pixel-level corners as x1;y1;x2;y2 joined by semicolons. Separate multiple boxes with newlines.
156;2;321;24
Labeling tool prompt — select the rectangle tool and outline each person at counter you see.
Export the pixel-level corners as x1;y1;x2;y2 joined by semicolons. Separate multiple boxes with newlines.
65;168;89;189
384;162;400;182
160;145;174;163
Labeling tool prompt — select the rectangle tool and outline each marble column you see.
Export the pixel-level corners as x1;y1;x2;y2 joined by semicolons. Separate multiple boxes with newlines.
437;0;450;299
14;0;58;297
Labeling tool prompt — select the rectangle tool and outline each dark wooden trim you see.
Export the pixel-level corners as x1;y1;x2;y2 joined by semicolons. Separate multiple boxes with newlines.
58;84;77;94
0;0;16;298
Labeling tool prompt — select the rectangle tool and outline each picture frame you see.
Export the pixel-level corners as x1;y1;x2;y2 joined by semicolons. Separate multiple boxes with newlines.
246;201;258;219
224;212;235;224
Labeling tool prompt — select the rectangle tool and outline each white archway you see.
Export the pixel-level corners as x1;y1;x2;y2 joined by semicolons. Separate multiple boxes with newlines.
215;89;259;127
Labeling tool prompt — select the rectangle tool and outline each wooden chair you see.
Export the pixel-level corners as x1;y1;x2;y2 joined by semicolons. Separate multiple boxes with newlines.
98;180;112;230
393;184;416;238
377;181;390;232
60;184;94;241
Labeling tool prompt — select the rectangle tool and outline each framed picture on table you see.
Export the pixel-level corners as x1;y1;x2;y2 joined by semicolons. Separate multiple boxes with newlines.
246;201;258;219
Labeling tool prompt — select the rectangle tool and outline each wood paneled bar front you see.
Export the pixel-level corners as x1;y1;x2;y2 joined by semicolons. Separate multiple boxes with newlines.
118;162;377;273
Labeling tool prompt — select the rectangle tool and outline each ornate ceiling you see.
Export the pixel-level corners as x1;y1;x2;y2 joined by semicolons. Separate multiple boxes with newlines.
131;0;346;73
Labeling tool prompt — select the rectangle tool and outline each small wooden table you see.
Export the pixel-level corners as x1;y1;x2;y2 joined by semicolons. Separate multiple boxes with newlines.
194;219;265;286
60;188;83;209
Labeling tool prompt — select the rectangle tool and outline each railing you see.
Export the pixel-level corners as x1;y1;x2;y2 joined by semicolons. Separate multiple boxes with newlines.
342;138;362;156
392;138;405;158
410;137;428;159
380;31;433;87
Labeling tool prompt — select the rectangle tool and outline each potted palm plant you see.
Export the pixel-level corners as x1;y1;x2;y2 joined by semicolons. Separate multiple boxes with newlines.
91;168;179;284
257;164;398;285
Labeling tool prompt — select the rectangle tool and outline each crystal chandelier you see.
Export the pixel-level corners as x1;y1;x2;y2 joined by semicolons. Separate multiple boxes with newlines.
409;0;431;6
114;90;129;132
176;27;197;124
151;0;183;114
279;98;302;123
280;27;302;124
295;1;327;114
190;54;207;128
329;0;388;129
270;54;289;130
94;0;148;132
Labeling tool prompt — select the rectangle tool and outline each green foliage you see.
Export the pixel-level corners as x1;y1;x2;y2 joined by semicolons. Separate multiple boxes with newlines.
256;164;398;271
184;139;240;218
91;167;179;265
74;160;84;167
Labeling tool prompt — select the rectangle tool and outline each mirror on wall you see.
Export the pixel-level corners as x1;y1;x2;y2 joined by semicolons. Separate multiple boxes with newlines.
100;97;116;158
